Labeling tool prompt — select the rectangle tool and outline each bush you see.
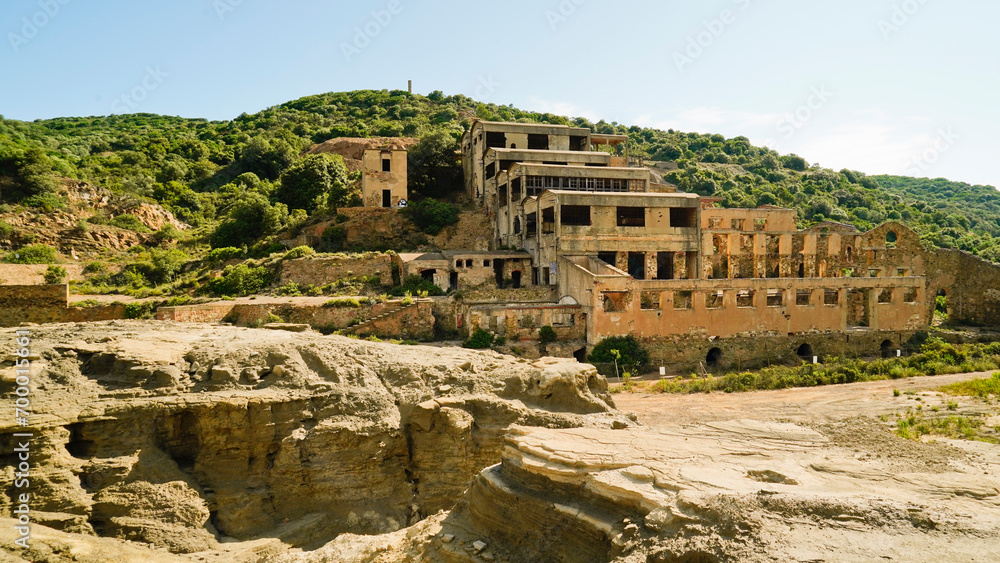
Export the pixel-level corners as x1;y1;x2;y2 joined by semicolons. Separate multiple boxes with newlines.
206;247;244;263
320;225;347;251
0;219;13;238
539;325;557;344
43;265;67;284
124;301;157;319
152;224;180;244
464;328;494;349
284;245;315;260
388;274;444;297
589;335;649;366
275;282;302;296
109;214;150;232
323;297;364;308
5;244;57;264
400;198;460;235
207;263;271;297
21;193;66;211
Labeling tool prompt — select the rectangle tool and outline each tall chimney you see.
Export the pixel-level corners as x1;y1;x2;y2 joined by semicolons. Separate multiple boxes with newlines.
408;80;412;94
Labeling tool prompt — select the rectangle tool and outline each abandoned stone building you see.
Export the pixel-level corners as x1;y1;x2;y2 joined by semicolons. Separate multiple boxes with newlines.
360;139;409;208
455;119;1000;370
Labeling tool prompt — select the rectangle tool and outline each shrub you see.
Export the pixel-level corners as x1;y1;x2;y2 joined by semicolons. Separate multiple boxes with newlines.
124;301;156;319
5;244;57;264
206;246;245;263
109;214;150;232
589;335;649;366
21;193;66;211
320;225;347;251
73;299;99;308
464;328;494;349
152;224;180;244
276;282;302;296
400;198;460;235
43;264;67;284
284;245;315;260
148;248;188;284
539;325;557;344
0;219;13;238
208;263;271;297
323;297;363;308
388;274;444;297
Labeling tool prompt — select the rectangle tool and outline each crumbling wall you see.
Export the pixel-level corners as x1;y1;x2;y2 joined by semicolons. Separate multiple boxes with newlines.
278;253;393;287
926;249;1000;327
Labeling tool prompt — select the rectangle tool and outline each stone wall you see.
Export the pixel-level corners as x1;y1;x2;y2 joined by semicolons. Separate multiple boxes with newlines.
278;253;394;287
0;284;127;327
0;264;89;285
926;249;1000;327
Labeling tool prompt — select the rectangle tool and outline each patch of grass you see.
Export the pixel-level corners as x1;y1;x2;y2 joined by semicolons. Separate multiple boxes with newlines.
323;297;367;308
940;372;1000;400
896;412;997;444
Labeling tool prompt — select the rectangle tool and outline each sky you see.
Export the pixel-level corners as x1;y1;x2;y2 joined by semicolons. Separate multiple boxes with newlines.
2;0;998;189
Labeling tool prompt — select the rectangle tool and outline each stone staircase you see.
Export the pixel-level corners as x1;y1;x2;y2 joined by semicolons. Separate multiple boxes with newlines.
343;302;420;335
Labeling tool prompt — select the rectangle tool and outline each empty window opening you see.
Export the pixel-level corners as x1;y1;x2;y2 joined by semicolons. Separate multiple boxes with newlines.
766;290;783;307
640;291;661;310
880;339;895;358
903;287;918;303
628;252;646;280
382;189;392;208
886;231;898;249
485;132;506;149
897;269;907;277
542;207;555;234
420;269;436;282
656;252;674;280
673;291;693;310
560;205;591;226
455;260;463;268
513;217;521;234
708;216;723;229
617;207;646;227
706;348;723;368
841;268;855;278
878;289;893;303
484;260;491;267
797;343;814;360
525;213;537;238
382;157;392;172
597;251;618;267
869;269;880;278
796;290;813;306
706;291;724;309
737;290;755;308
798;262;806;278
731;218;745;230
754;218;768;231
670;207;697;228
466;259;474;268
602;292;628;313
527;133;549;150
846;246;853;261
449;271;459;291
824;289;840;305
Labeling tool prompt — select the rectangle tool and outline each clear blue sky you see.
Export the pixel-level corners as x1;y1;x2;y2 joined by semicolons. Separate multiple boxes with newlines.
2;0;998;188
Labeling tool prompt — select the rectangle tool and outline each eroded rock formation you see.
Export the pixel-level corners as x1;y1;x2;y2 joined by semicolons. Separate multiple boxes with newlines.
0;322;626;555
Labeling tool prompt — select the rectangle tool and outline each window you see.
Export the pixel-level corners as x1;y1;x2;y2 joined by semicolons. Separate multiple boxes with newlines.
670;208;697;228
824;289;839;305
525;213;537;238
731;219;745;230
466;260;473;268
897;269;907;277
486;131;505;148
640;291;661;310
617;207;645;227
455;260;463;268
754;218;768;231
766;290;783;307
527;134;549;150
869;269;880;278
796;290;813;306
878;289;893;303
382;158;392;172
903;287;918;303
484;260;491;267
560;205;591;226
485;162;496;178
542;207;555;234
705;291;724;309
673;291;693;310
602;292;628;312
708;216;723;228
737;289;755;308
886;231;898;249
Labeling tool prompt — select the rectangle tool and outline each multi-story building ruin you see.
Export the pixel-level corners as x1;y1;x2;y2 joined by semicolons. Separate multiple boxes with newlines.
453;119;1000;370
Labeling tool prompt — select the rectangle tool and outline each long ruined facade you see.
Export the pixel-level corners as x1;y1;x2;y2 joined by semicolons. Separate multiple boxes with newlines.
456;119;1000;369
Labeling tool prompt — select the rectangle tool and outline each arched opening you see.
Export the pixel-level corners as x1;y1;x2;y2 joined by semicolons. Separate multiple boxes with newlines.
420;269;436;282
845;246;853;262
886;231;898;249
573;347;588;363
880;339;895;358
797;343;814;360
706;348;723;369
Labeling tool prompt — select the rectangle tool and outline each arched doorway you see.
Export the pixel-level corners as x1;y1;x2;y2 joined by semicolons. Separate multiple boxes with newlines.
706;348;723;369
886;231;898;249
881;339;895;358
797;343;814;361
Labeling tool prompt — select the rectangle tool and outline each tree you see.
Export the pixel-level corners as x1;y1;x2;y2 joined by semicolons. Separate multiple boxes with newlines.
401;198;459;235
210;192;288;248
237;137;296;180
588;336;649;366
43;265;67;284
274;153;349;213
408;130;463;198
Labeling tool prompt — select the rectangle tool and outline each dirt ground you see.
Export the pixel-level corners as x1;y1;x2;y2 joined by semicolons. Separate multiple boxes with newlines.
614;370;999;427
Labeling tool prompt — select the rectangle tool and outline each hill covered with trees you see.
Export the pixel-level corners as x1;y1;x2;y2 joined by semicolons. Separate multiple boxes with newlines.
1;89;998;262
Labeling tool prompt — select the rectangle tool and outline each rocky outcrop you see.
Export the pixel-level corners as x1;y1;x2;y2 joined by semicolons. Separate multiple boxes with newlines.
0;322;625;555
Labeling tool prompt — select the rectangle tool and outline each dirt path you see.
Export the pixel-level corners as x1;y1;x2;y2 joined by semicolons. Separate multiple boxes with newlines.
614;370;998;427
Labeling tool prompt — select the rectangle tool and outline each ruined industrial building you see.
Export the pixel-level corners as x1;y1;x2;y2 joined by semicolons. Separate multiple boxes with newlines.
441;119;1000;370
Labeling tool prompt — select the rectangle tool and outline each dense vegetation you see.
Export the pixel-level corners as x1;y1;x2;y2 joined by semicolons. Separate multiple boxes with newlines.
1;89;998;262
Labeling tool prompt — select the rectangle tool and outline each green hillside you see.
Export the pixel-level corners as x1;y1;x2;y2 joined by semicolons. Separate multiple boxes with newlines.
1;89;998;262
